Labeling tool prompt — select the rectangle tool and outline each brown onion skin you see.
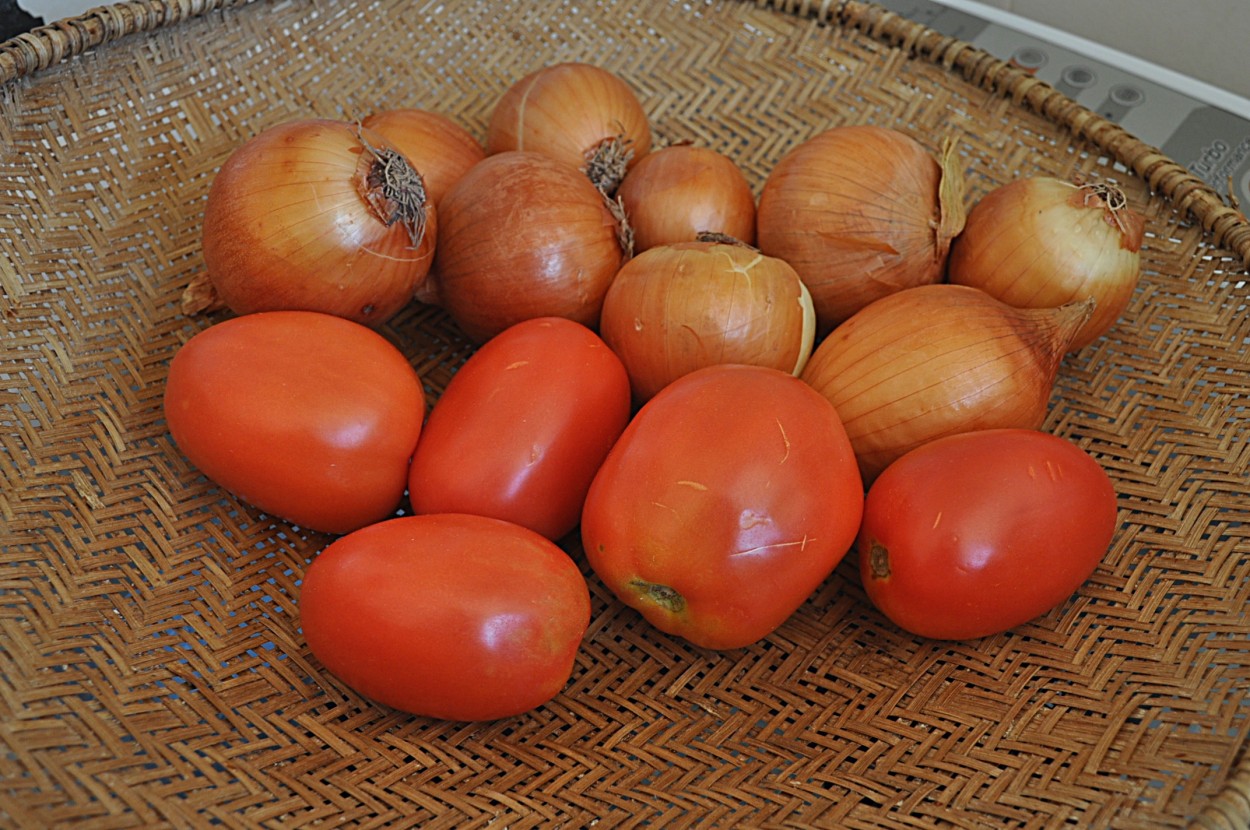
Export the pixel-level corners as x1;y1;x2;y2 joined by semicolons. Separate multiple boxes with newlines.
360;109;486;206
948;177;1145;351
616;145;756;252
201;119;436;328
485;62;652;191
599;241;816;401
757;125;953;332
800;284;1092;483
429;150;627;343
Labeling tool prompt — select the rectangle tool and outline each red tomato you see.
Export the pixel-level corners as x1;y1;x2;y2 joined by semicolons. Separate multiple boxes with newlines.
299;514;591;721
857;428;1118;640
581;364;864;649
408;317;631;540
163;310;424;534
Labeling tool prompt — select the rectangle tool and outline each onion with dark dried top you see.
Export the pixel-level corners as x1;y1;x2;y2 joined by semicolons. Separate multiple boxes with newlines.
427;150;629;343
192;118;436;327
486;62;652;194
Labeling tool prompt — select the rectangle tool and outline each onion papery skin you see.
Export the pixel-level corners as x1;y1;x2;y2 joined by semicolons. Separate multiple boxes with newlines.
616;144;757;252
800;284;1092;483
429;150;628;343
485;62;652;193
948;176;1145;351
201;118;436;327
361;109;486;206
756;125;956;332
599;241;817;402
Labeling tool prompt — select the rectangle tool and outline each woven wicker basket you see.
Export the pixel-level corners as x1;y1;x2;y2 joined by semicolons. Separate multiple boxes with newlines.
2;1;1248;827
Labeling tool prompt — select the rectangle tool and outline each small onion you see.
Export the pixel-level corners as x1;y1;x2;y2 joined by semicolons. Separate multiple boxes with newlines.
360;108;486;206
429;150;628;343
800;283;1093;483
193;118;435;327
948;176;1145;351
757;125;965;332
616;143;757;252
599;240;816;401
486;62;652;194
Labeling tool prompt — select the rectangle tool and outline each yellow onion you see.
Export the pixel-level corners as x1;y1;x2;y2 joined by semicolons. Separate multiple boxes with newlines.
948;176;1145;351
757;126;965;332
486;62;652;194
192;118;435;327
360;108;486;206
428;150;628;343
599;240;816;402
800;284;1092;483
616;143;756;252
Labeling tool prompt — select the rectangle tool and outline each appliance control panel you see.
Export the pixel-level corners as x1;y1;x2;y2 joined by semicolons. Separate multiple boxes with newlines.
873;0;1250;210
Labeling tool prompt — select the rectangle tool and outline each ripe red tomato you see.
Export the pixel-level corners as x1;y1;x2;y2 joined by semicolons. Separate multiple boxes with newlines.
163;310;424;534
581;364;864;650
408;317;631;540
299;514;591;721
857;428;1118;640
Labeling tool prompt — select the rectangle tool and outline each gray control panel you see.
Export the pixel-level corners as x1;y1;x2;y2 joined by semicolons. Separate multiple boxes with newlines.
873;0;1250;209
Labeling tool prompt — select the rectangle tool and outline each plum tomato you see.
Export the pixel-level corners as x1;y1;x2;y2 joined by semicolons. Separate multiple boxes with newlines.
299;513;592;721
857;428;1118;640
581;364;864;650
407;317;631;540
163;310;424;534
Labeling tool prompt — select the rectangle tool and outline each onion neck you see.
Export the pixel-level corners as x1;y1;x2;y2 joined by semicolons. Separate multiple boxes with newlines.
1072;181;1145;252
355;130;430;249
601;188;635;259
1023;296;1097;366
584;134;636;196
935;135;968;261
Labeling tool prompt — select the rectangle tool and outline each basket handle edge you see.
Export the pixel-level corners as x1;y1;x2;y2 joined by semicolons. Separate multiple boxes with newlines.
0;0;254;86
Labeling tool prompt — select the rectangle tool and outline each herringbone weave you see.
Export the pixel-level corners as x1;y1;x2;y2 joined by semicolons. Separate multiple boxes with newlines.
1;1;1248;828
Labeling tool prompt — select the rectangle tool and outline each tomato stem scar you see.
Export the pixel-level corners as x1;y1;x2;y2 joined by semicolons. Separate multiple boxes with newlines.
869;541;891;580
630;579;686;613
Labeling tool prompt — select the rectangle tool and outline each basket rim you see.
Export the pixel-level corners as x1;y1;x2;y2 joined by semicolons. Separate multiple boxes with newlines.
2;0;1247;825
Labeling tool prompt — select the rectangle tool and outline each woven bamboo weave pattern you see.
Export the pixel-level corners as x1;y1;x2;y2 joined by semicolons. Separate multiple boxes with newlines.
1;1;1248;828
